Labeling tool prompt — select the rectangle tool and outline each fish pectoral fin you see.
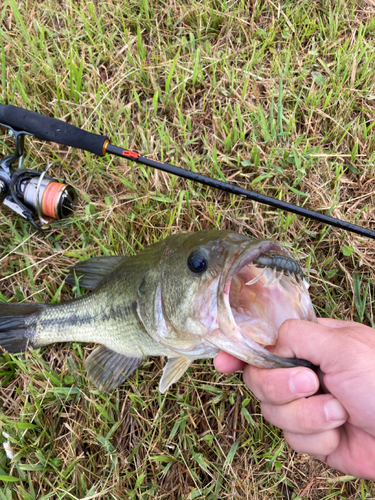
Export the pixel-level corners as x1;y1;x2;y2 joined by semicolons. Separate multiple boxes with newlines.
65;256;124;290
85;345;143;392
159;357;193;393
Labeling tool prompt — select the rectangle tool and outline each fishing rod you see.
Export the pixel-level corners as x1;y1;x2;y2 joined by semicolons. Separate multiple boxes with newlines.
0;104;374;239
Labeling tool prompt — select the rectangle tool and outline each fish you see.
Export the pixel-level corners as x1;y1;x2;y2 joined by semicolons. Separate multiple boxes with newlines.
0;230;317;393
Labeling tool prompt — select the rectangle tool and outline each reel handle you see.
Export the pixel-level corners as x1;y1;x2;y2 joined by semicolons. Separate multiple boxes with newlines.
0;104;108;157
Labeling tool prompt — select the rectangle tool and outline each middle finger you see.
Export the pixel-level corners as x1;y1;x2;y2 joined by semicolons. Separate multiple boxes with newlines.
261;394;348;434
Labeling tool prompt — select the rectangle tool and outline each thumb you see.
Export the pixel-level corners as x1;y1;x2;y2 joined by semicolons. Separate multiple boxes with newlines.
317;317;358;328
273;319;344;373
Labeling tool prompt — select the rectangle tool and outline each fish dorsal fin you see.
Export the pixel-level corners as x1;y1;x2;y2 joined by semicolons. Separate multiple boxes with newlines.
85;345;143;392
159;357;193;393
65;256;124;289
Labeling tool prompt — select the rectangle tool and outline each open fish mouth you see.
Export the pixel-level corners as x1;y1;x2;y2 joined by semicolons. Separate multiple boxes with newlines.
213;240;317;368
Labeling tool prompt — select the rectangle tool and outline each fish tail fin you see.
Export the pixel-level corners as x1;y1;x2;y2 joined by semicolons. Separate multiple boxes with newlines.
0;303;46;353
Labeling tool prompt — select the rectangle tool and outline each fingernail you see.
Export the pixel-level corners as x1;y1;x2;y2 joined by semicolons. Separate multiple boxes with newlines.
324;399;348;422
290;370;318;395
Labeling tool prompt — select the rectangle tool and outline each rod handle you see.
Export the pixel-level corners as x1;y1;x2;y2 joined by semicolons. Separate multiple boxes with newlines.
0;104;108;157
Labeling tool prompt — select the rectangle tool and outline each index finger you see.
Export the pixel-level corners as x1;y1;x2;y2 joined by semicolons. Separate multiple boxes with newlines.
214;351;246;373
243;364;319;404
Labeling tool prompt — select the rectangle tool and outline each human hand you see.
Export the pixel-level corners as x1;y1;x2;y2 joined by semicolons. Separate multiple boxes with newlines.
214;318;375;480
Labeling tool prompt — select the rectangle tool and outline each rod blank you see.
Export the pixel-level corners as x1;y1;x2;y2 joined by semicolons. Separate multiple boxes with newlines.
106;144;375;240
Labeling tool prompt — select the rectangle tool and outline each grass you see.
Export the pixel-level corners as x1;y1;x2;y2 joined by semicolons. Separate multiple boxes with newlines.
1;0;375;498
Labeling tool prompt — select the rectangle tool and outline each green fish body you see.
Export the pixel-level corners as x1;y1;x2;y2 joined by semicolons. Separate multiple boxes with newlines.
0;231;317;392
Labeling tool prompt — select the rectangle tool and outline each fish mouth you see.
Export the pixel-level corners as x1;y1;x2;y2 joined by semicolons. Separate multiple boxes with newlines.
213;240;316;368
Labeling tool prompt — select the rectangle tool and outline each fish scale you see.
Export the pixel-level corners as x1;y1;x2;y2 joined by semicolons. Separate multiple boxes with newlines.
32;288;175;359
0;230;316;392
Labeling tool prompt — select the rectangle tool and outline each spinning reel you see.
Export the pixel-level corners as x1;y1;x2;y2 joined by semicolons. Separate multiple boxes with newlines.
0;122;76;231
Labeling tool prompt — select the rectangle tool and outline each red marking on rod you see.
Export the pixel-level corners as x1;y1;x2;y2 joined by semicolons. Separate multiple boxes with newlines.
122;150;139;159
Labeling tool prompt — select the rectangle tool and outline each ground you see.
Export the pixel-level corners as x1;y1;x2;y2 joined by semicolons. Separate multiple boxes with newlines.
0;0;375;498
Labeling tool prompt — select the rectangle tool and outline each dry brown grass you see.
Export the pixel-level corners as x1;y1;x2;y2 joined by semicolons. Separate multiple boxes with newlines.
1;0;375;498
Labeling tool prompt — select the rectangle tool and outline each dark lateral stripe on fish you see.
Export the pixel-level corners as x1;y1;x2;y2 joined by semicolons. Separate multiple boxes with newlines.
0;301;140;354
37;301;138;328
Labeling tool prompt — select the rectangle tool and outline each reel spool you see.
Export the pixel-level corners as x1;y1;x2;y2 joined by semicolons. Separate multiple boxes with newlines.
22;177;75;220
9;167;75;228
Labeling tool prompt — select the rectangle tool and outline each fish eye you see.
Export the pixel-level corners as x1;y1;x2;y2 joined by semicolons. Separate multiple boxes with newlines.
187;249;208;274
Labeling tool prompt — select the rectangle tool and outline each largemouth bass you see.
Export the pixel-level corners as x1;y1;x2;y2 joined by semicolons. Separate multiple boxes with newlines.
0;231;316;392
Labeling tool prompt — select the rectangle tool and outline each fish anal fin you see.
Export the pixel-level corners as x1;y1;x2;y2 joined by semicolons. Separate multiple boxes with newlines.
85;345;143;392
65;256;124;289
159;357;193;393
